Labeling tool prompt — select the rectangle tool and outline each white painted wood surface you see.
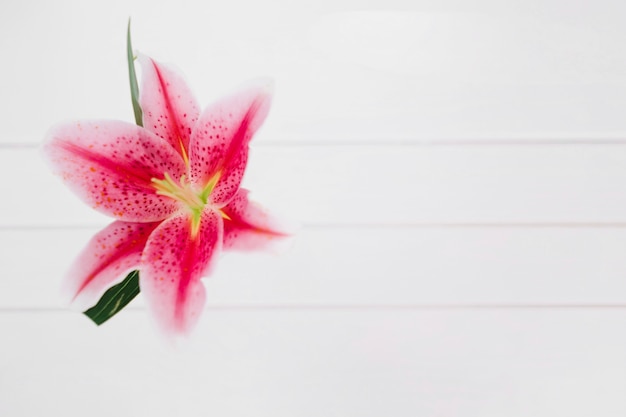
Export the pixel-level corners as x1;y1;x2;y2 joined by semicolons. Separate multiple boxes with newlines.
2;0;626;144
1;0;626;415
2;310;626;417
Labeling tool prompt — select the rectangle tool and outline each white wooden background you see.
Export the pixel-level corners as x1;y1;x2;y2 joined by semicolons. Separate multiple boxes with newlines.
2;0;626;415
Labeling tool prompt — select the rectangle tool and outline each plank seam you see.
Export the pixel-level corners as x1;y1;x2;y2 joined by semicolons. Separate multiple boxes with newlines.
9;139;626;148
5;304;626;313
6;222;626;231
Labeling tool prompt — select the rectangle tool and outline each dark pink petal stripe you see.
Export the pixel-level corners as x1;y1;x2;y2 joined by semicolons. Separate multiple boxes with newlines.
140;208;223;335
139;55;200;159
188;80;272;205
64;220;161;310
43;120;186;222
221;188;295;251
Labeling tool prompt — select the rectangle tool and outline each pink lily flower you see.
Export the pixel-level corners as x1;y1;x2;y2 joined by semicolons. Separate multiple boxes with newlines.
43;55;293;335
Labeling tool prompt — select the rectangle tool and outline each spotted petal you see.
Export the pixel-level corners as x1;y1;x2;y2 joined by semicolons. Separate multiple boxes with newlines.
63;220;161;310
43;120;186;222
188;79;273;205
138;54;201;160
140;208;223;335
222;189;296;252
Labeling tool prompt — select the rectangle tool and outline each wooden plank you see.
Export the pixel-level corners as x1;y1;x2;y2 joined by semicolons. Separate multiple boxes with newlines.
4;226;626;308
6;145;626;226
2;1;626;145
1;309;625;416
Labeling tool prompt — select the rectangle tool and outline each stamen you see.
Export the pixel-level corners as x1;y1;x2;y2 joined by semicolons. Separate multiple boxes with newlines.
219;210;232;221
200;171;221;202
179;137;190;167
152;173;204;210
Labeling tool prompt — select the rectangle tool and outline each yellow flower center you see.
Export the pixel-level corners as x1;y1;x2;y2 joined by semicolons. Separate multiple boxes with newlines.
151;172;220;235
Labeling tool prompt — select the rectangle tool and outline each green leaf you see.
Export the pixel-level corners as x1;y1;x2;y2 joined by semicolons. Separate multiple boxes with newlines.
83;270;141;325
127;19;143;127
81;22;145;326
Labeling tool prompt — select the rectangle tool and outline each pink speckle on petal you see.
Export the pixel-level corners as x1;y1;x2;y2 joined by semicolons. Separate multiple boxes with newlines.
138;55;200;158
43;120;186;222
64;220;161;310
140;208;223;335
43;50;289;338
188;79;272;205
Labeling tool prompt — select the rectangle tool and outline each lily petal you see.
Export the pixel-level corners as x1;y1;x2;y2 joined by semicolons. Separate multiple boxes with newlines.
138;54;201;160
140;208;223;335
222;189;296;251
43;120;186;222
188;79;273;205
64;220;161;310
